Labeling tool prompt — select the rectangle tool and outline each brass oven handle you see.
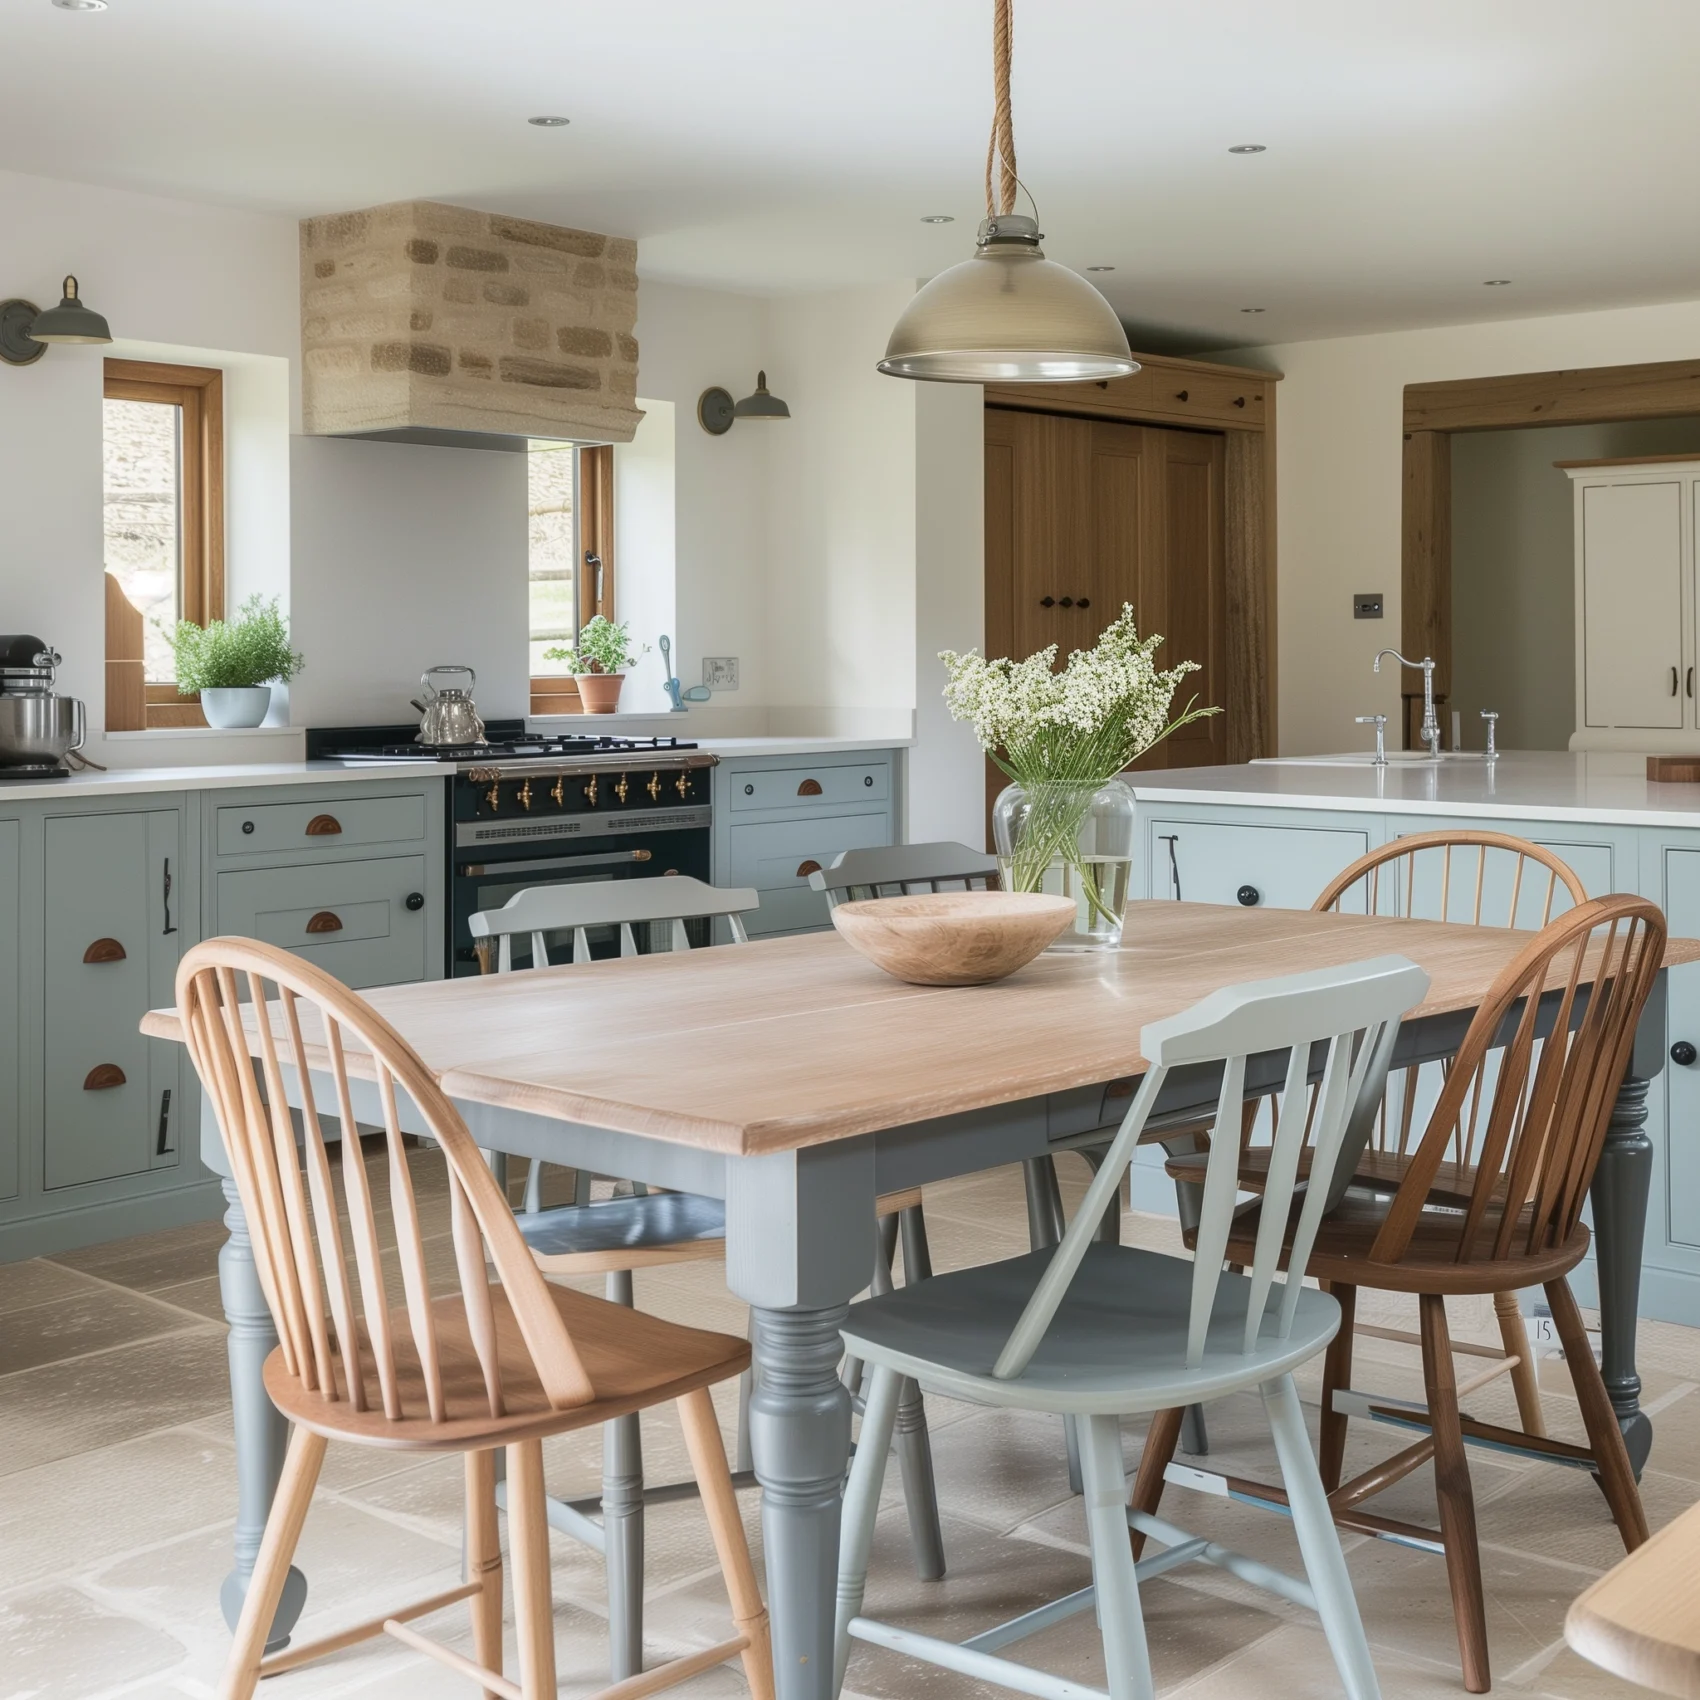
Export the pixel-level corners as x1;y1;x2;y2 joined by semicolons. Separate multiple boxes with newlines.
306;911;344;935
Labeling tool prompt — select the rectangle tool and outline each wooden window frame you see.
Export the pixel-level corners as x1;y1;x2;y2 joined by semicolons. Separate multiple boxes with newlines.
530;442;616;716
102;358;224;730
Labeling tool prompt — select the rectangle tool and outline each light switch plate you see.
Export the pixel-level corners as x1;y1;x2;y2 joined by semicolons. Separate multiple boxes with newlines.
703;657;739;690
1353;593;1384;620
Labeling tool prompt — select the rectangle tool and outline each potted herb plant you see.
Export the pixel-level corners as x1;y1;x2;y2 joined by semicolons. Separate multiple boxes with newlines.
173;595;304;729
546;616;648;714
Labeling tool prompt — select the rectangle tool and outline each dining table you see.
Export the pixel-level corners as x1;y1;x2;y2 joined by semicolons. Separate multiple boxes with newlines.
142;898;1699;1700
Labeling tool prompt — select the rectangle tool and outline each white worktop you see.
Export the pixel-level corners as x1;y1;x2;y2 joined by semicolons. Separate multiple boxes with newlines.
0;736;908;804
1131;751;1700;829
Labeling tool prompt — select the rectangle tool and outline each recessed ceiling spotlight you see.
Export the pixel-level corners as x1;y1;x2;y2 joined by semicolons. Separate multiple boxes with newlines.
1483;278;1512;286
920;215;955;224
52;0;108;10
1086;265;1115;273
1228;144;1267;154
1240;306;1266;314
527;115;571;128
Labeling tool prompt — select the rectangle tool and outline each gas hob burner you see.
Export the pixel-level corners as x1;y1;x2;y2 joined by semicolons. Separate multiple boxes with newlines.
325;733;700;764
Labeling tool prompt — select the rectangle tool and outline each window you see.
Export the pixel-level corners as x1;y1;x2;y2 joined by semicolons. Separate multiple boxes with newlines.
102;359;224;729
529;442;615;714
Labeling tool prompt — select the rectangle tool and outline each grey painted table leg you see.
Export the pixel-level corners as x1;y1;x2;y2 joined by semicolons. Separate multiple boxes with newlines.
217;1179;306;1647
603;1268;646;1679
1591;1072;1655;1476
749;1305;853;1700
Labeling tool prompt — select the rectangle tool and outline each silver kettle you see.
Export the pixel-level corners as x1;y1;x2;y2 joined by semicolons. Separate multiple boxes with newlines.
411;665;485;746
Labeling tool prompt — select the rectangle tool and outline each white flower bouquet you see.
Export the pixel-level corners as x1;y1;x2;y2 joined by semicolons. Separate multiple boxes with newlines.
941;607;1217;937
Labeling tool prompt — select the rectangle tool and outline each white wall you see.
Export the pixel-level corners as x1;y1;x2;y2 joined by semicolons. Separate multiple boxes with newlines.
1216;297;1700;755
613;399;678;714
288;436;529;725
910;380;987;846
765;284;920;720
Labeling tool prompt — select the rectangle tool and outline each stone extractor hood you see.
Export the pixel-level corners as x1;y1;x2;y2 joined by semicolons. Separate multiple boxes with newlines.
301;200;642;450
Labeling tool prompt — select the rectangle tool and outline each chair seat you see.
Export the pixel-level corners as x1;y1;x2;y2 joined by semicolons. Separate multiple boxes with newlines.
520;1191;727;1271
267;1280;749;1451
1199;1192;1592;1296
838;1242;1342;1417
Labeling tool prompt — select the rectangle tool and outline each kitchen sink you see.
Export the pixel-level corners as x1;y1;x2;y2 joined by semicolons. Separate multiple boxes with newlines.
1253;751;1494;766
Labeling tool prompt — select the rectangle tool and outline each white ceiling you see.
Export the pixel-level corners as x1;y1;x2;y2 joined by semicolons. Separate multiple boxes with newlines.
11;0;1700;349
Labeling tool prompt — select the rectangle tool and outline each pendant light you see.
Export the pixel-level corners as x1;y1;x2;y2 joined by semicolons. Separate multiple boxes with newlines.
879;0;1136;384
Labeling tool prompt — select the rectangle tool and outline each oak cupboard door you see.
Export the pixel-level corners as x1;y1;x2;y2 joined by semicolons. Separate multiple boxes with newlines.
1580;480;1684;730
43;810;184;1191
0;820;17;1200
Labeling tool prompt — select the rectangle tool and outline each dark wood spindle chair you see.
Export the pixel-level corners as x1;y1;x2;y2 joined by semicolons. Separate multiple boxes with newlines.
1140;893;1663;1693
178;937;773;1700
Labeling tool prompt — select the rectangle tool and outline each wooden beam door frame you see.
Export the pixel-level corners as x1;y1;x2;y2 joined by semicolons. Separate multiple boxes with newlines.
1401;355;1700;749
984;351;1281;763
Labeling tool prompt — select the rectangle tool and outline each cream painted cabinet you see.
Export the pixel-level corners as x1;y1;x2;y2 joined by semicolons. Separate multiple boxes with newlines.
1567;460;1695;748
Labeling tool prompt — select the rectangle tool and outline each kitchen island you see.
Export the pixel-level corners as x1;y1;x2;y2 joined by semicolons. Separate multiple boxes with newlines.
1127;749;1700;1482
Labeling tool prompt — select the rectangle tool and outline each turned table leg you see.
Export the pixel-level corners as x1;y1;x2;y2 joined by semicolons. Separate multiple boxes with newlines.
217;1178;307;1646
748;1304;853;1700
1591;1071;1655;1477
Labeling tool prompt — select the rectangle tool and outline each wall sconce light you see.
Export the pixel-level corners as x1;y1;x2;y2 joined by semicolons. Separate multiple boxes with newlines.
697;370;792;435
0;276;114;366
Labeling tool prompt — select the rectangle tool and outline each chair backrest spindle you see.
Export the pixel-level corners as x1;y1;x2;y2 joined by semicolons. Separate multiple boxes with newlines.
177;938;599;1431
990;955;1430;1382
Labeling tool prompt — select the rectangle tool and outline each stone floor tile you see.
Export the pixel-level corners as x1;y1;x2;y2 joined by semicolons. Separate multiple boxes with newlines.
1164;1620;1463;1699
49;1219;226;1293
0;1582;188;1699
0;1256;107;1311
1511;1640;1665;1699
0;1427;234;1593
0;1285;211;1376
0;1328;233;1476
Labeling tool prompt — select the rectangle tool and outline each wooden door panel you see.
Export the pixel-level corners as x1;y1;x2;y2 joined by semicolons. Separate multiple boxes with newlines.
1158;432;1228;768
1088;422;1146;640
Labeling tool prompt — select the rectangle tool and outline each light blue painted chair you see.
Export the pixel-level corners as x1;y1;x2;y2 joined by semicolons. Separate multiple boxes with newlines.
832;953;1430;1700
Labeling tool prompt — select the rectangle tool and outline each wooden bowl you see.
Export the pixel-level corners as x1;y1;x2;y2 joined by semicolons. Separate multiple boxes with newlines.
830;890;1076;986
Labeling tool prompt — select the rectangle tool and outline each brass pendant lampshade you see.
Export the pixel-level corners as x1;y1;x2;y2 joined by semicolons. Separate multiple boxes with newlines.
27;276;112;345
879;0;1136;385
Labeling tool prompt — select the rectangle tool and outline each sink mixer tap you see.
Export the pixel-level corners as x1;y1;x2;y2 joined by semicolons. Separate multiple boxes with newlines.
1374;649;1441;757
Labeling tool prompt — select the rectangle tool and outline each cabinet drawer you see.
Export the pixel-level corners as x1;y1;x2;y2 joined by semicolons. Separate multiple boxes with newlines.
1149;818;1369;911
728;764;888;812
727;813;891;892
216;856;428;988
216;793;426;857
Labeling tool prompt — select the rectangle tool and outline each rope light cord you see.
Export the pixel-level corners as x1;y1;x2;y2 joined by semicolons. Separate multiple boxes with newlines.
984;0;1017;218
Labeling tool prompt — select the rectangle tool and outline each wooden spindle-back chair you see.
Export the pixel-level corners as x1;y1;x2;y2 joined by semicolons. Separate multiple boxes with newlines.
1140;894;1664;1693
178;937;772;1700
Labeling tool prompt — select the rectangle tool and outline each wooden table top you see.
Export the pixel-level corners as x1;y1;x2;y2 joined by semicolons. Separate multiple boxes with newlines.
1567;1497;1700;1698
142;901;1700;1158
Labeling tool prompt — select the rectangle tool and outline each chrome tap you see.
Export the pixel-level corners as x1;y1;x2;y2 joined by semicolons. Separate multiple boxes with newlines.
1375;650;1441;757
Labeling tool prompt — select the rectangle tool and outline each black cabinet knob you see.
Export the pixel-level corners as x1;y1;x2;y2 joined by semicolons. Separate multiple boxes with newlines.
863;774;874;786
1673;1040;1697;1067
1236;885;1261;907
1039;596;1055;608
241;820;255;835
405;892;425;912
1059;596;1074;608
1077;597;1090;609
743;782;754;795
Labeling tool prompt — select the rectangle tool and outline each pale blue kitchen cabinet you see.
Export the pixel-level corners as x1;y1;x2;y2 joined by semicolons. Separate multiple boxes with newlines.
712;749;900;936
0;775;445;1263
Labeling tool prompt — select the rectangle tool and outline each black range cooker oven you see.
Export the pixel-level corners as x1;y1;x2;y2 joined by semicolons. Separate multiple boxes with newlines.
310;722;715;977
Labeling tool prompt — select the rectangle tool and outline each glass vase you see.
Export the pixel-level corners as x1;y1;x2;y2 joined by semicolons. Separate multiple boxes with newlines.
992;777;1136;952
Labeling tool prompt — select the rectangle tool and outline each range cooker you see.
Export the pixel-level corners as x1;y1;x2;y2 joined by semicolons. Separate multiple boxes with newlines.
308;722;715;976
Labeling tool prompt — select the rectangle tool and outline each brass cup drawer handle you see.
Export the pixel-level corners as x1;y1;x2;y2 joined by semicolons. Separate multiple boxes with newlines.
305;814;343;837
797;778;823;796
797;860;823;878
305;911;344;935
83;937;127;964
84;1063;127;1091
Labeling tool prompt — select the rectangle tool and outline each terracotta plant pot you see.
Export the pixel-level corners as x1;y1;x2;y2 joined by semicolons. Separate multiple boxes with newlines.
575;672;625;714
